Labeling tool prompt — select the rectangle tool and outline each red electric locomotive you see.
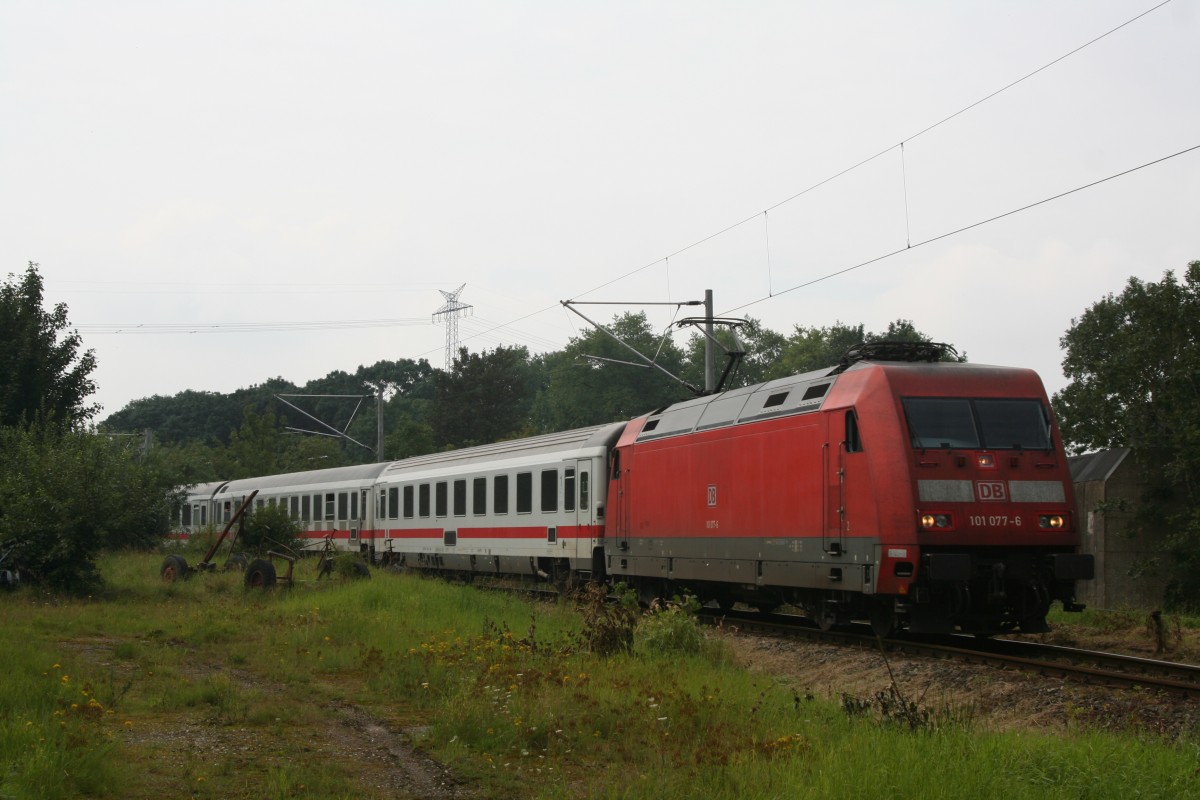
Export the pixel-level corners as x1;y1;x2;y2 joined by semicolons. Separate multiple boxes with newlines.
604;344;1092;635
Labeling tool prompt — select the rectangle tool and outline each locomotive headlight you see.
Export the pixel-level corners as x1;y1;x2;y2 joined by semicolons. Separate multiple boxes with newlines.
1039;514;1066;530
920;513;953;530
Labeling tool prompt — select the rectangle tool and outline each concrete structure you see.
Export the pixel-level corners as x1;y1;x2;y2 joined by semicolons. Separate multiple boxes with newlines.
1069;448;1180;610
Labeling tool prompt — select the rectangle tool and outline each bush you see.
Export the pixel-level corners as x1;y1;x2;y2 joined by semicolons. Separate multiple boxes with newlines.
635;595;706;656
0;419;176;592
238;504;302;554
578;582;638;656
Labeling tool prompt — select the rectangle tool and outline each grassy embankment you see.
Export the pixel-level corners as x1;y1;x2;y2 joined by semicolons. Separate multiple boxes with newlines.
1;550;1198;799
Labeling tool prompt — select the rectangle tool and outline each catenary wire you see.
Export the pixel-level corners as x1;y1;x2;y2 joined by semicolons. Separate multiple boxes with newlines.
721;144;1200;315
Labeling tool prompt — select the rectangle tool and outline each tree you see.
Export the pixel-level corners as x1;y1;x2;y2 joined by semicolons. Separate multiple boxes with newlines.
680;316;789;390
533;312;691;430
1053;261;1200;607
777;318;964;375
0;419;176;591
0;262;98;427
431;346;536;448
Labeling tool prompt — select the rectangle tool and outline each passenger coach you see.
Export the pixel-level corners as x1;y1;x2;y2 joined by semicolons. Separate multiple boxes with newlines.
371;423;625;587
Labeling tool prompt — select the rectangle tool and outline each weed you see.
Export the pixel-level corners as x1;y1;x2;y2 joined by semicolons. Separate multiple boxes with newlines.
576;581;638;656
635;595;705;657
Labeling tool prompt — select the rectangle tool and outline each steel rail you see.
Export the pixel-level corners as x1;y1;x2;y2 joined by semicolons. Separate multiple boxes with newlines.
702;610;1200;699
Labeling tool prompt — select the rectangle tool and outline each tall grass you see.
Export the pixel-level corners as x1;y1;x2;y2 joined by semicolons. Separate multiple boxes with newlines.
1;551;1198;798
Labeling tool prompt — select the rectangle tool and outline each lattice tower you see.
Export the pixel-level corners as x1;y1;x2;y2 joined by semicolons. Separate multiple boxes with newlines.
432;284;472;370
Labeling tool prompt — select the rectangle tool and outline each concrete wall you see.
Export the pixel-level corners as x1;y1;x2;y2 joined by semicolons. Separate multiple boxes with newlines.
1074;451;1179;610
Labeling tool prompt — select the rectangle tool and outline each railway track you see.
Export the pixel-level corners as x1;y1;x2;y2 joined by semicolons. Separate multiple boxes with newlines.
703;609;1200;699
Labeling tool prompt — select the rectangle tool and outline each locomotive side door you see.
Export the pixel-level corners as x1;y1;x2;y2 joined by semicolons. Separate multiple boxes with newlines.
824;410;863;555
609;448;630;549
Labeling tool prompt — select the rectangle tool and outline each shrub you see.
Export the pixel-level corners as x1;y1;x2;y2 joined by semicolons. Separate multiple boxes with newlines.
636;595;705;657
238;504;302;554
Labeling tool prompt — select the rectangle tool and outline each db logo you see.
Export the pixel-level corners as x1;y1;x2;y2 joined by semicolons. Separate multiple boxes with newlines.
707;485;718;507
976;481;1008;502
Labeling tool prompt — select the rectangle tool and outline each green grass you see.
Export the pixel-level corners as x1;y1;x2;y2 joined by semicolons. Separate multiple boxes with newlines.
1;551;1198;798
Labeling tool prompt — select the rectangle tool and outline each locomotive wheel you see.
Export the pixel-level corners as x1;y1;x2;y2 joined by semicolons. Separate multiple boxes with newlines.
244;559;277;589
814;601;838;631
160;554;190;583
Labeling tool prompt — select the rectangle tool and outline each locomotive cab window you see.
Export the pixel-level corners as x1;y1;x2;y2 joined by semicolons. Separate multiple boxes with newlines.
845;410;863;453
903;397;1050;450
976;399;1051;450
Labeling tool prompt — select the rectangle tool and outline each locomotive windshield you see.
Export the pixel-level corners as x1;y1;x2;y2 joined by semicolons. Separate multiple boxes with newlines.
903;398;1051;450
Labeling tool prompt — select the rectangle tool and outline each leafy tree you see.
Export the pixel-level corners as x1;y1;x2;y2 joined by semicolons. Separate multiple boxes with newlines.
778;319;964;375
680;316;789;390
0;262;98;428
534;312;691;430
1053;261;1200;608
0;419;176;592
384;413;437;459
431;346;536;448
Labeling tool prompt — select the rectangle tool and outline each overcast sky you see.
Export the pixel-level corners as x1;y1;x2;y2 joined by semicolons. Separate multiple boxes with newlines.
2;0;1198;421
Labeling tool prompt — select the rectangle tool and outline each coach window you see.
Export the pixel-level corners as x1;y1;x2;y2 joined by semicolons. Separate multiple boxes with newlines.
453;480;467;516
199;505;207;526
473;477;486;516
564;469;576;512
541;470;558;513
435;482;448;517
351;491;359;521
377;489;385;518
403;485;414;519
291;497;300;518
846;410;863;453
517;472;533;514
388;487;399;520
302;495;311;522
580;471;590;512
325;493;336;521
337;492;349;521
494;475;509;515
314;494;323;521
418;484;430;518
182;504;192;527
